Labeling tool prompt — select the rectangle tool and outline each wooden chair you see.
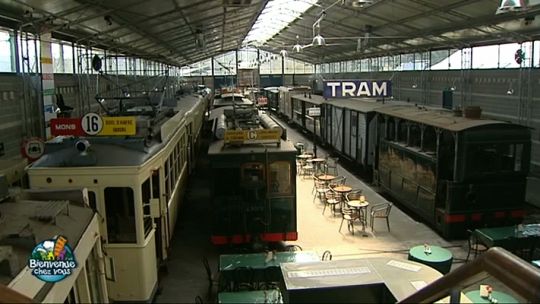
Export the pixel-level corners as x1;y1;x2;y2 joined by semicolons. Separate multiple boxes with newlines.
346;189;363;201
369;202;392;232
465;229;488;261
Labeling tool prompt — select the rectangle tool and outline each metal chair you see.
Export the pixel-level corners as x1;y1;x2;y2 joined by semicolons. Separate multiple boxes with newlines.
465;229;488;261
369;202;392;232
339;206;360;235
202;256;222;294
323;188;341;215
324;157;339;176
285;244;303;251
322;250;333;261
313;176;329;203
346;189;363;201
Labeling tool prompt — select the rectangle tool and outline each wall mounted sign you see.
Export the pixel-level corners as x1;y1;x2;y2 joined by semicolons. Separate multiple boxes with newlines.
323;80;392;98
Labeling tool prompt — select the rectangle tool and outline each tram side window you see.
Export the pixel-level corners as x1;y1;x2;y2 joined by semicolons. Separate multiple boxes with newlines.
104;187;136;243
269;162;291;195
141;178;153;237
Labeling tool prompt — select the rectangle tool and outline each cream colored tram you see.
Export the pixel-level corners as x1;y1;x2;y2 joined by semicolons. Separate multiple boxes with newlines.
26;94;206;302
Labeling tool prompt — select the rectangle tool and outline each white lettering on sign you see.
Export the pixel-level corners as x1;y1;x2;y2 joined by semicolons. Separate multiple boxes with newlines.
54;124;76;130
326;82;340;97
357;82;370;96
342;82;356;96
372;82;387;96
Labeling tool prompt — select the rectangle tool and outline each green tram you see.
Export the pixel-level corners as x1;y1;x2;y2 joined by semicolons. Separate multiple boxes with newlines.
374;105;531;238
208;105;297;245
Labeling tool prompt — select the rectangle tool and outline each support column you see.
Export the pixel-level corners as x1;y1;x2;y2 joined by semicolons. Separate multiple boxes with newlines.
39;30;57;139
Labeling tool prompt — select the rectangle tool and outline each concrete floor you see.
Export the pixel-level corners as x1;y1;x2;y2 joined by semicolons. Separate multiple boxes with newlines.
155;118;526;303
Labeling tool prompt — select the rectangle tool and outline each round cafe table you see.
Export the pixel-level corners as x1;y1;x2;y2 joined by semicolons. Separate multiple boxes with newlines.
464;290;519;304
347;200;369;236
317;174;336;181
307;158;326;173
408;245;453;274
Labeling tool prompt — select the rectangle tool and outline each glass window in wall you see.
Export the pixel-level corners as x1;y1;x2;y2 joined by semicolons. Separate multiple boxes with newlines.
52;42;63;73
238;47;259;69
447;49;462;70
414;52;429;70
400;53;414;71
535;41;540;68
430;50;450;70
461;48;472;69
472;45;499;69
213;51;237;75
62;44;74;73
117;56;127;75
259;50;281;74
0;30;12;72
284;57;294;74
304;61;314;74
360;59;369;71
18;34;40;73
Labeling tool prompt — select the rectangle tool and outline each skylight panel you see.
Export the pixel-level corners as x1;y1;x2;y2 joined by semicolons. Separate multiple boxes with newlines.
243;0;318;46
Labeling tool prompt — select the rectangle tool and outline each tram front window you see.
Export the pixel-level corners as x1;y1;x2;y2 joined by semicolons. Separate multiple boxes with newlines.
104;187;136;243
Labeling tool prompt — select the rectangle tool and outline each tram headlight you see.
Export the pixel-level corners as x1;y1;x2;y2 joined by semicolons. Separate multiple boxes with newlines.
75;140;91;152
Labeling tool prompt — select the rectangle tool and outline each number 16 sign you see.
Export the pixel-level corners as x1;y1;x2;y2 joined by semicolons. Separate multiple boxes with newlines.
81;113;103;135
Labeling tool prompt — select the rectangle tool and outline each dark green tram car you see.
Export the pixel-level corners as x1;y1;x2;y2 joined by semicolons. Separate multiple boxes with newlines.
374;105;531;238
208;137;298;245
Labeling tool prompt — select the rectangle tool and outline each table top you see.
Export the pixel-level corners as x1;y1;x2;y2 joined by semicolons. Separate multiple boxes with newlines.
347;200;369;208
280;257;442;301
297;154;313;159
219;251;320;271
409;245;453;263
475;225;540;248
464;290;519;304
333;185;352;193
317;174;336;181
218;289;283;303
308;158;326;163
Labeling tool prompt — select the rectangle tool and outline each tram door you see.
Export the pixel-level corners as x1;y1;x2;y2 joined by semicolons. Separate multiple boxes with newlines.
152;168;169;262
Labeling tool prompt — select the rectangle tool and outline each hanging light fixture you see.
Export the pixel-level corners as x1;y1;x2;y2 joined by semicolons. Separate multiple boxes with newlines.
292;35;303;53
280;49;288;57
496;0;526;15
312;11;326;47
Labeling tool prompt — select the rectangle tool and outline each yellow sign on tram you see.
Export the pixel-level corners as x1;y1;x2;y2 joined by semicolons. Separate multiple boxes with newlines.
224;129;281;144
100;116;137;136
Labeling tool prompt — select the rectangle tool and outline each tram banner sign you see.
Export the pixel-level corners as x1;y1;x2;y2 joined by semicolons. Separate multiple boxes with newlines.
51;115;136;137
323;80;392;98
100;116;136;136
51;118;85;136
224;129;282;144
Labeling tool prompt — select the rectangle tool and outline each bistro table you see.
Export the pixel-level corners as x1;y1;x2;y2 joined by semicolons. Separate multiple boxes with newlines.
218;289;283;303
475;224;540;258
347;200;370;236
464;290;519;304
307;158;326;174
408;245;453;274
219;251;320;290
333;185;353;211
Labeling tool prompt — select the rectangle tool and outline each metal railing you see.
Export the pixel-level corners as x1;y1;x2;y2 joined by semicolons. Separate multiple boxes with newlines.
399;247;540;303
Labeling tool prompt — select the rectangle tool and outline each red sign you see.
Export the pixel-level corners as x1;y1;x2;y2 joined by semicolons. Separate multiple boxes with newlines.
50;118;85;136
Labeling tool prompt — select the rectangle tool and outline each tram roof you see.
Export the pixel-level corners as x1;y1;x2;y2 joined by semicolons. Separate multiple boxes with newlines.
375;105;512;132
208;139;296;156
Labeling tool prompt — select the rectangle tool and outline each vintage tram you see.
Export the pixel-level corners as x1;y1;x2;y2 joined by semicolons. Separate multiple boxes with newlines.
208;102;297;246
374;105;531;238
26;92;207;301
278;93;531;239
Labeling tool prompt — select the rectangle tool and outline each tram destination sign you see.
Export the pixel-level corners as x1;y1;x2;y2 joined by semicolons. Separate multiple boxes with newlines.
323;80;392;98
50;115;136;137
